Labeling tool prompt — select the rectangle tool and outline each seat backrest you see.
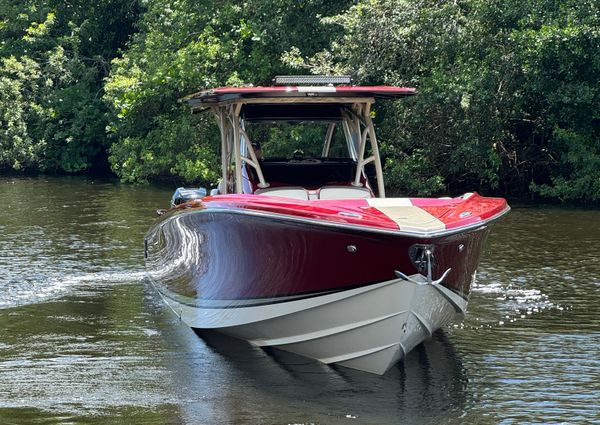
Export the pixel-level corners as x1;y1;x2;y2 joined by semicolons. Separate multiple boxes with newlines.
318;186;372;200
254;187;309;200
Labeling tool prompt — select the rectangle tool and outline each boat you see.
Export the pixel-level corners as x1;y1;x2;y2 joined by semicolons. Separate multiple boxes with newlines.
144;75;509;375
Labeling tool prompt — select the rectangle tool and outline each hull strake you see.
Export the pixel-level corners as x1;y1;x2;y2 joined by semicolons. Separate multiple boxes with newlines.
155;275;467;375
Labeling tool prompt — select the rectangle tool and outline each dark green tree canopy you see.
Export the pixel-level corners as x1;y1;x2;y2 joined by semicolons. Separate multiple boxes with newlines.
0;0;140;172
104;0;353;184
1;0;598;203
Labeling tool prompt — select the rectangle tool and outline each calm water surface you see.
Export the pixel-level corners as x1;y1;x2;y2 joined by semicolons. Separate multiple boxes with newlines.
0;176;598;424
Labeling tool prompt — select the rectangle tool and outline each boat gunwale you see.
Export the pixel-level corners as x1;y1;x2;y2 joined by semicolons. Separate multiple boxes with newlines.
156;202;511;239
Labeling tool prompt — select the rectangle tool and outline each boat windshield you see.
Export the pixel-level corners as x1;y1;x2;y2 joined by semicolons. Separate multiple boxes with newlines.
244;121;350;159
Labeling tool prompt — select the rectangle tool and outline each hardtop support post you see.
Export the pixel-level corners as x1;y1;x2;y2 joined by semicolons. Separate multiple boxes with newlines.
215;107;229;194
352;126;369;186
363;103;386;197
231;103;243;194
341;117;358;160
321;123;336;157
239;127;268;188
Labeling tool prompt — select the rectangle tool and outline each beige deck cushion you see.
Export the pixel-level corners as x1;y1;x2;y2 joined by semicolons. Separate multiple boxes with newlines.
367;198;445;233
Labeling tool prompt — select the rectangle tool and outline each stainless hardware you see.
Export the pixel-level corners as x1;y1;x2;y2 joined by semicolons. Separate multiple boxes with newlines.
395;268;452;286
409;244;434;274
338;211;363;219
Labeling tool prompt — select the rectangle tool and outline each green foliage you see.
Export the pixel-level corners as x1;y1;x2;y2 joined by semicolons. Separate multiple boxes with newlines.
104;0;353;185
108;112;220;184
531;127;600;202
1;0;598;203
0;57;38;170
293;0;600;201
246;122;343;158
0;0;140;173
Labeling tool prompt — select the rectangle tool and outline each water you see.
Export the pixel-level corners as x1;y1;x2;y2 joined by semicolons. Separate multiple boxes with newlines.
0;176;598;424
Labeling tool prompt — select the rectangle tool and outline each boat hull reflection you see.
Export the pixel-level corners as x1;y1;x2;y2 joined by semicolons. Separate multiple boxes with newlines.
186;328;468;424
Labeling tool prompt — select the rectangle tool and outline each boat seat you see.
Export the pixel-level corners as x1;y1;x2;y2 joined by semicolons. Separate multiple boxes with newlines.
318;186;372;200
255;187;309;200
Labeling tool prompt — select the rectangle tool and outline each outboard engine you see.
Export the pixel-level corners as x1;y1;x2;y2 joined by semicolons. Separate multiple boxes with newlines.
170;187;207;207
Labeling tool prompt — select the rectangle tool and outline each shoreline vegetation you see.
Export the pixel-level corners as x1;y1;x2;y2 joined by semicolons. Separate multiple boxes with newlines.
1;0;598;204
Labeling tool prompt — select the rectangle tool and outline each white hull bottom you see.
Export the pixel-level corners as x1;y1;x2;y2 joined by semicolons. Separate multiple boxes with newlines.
159;275;468;375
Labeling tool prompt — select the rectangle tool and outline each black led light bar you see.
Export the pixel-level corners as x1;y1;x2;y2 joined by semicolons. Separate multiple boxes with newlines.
273;75;352;86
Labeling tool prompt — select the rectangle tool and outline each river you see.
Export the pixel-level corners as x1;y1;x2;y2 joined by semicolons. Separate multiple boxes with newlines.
0;176;598;424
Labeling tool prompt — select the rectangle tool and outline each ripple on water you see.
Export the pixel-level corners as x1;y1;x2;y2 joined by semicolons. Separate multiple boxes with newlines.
2;178;600;424
468;272;561;329
473;333;600;423
0;271;148;309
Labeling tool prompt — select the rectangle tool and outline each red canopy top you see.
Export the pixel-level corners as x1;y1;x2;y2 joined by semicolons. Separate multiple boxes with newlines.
185;85;416;109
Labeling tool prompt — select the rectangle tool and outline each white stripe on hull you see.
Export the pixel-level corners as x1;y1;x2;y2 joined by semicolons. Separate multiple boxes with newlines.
157;275;467;375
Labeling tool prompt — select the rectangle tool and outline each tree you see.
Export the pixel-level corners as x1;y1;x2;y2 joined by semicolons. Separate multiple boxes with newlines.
291;0;600;201
0;0;140;173
104;0;353;184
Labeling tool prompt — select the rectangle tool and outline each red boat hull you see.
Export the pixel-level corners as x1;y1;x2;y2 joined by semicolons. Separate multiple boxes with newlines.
145;205;493;304
144;193;507;374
